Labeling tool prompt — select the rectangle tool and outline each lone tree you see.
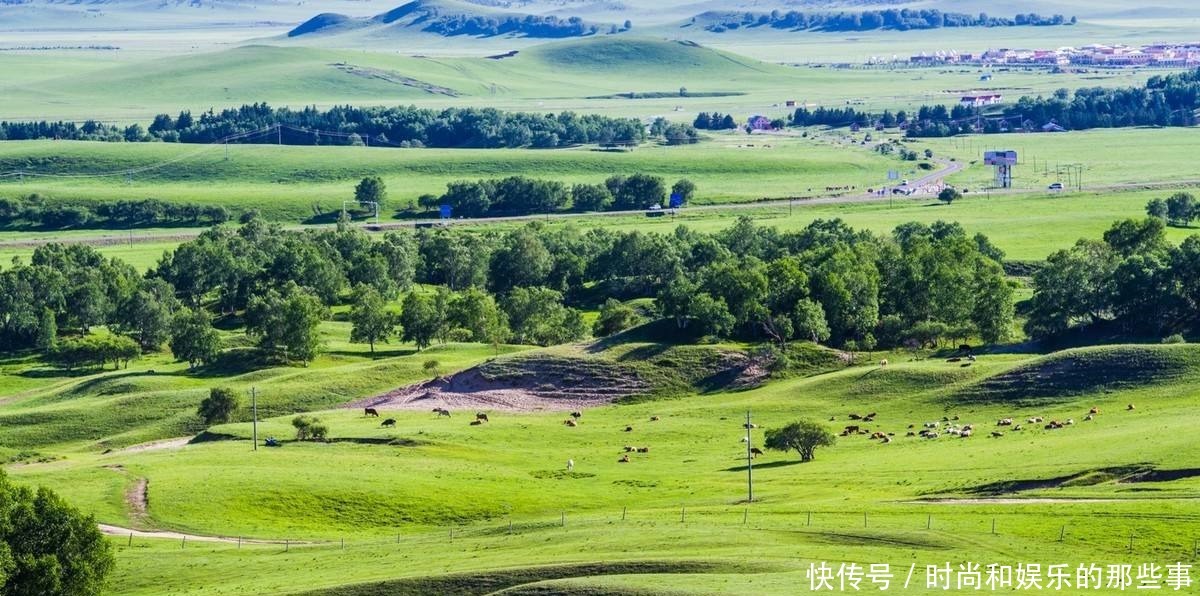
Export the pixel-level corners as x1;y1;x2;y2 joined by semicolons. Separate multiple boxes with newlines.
764;420;836;462
170;308;222;370
0;470;114;595
198;387;238;426
354;175;387;212
938;187;962;205
349;285;400;354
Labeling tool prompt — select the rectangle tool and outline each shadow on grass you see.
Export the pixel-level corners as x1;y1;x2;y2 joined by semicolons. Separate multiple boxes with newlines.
723;459;805;472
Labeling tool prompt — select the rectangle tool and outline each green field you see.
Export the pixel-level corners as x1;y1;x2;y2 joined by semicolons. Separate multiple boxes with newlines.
10;335;1200;594
0;40;1168;122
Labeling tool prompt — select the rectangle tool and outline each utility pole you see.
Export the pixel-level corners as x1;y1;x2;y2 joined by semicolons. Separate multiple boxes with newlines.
251;387;258;451
745;410;754;503
277;125;281;145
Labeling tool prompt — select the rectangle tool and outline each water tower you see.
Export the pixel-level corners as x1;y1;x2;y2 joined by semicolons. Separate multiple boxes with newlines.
984;150;1017;188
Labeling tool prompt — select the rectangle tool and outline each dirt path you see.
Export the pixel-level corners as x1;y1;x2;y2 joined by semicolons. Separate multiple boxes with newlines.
112;436;192;455
125;478;149;524
97;524;305;545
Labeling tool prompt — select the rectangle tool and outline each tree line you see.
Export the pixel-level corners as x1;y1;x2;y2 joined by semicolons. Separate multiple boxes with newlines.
701;9;1072;33
1027;216;1200;341
0;195;230;230
0;104;649;149
787;70;1200;136
425;174;696;217
1;215;1016;367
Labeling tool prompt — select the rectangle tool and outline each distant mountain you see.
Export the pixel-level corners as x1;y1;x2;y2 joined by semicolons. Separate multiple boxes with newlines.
288;0;626;40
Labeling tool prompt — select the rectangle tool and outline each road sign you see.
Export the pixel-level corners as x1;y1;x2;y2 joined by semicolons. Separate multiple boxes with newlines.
887;170;899;180
669;193;684;208
439;204;452;219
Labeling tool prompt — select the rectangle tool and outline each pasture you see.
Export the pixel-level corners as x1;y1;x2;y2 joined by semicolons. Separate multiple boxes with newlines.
9;340;1200;594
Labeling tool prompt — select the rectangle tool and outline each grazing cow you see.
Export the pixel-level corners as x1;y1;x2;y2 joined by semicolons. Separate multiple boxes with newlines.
1014;424;1023;431
830;416;837;422
624;446;635;452
1065;418;1075;425
960;429;972;438
564;419;578;427
1084;414;1094;421
924;432;940;439
381;418;396;428
1089;407;1100;415
967;354;976;362
952;415;960;421
848;413;863;420
750;447;764;457
624;426;634;432
844;425;861;434
650;416;660;422
866;412;877;419
907;424;915;429
618;454;630;463
364;408;380;417
1027;417;1043;424
906;431;916;437
1045;420;1064;430
570;411;582;420
990;431;1004;438
879;359;888;367
881;436;892;444
743;423;758;429
1127;404;1136;411
434;408;451;418
740;437;748;443
476;413;489;423
962;424;974;432
470;420;483;426
636;447;650;453
997;418;1013;426
870;431;886;440
567;459;574;471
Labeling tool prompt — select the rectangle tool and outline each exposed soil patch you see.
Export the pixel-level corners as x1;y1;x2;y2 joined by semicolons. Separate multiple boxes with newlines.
353;355;653;412
332;63;459;96
126;478;149;524
940;465;1200;498
114;436;192;455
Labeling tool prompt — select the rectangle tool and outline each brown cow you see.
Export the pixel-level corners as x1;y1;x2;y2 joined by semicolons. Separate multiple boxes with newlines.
618;454;630;463
476;413;489;423
364;408;380;417
650;416;660;421
564;419;578;427
750;447;764;457
381;418;396;428
623;446;635;452
1089;407;1100;415
469;420;483;426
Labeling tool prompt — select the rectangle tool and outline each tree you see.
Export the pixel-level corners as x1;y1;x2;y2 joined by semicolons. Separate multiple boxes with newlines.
792;299;831;343
245;284;327;365
198;387;238;425
502;286;587;346
354;175;387;212
571;183;613;212
938;187;962;204
1165;192;1197;227
36;307;56;350
170;308;222;369
446;288;509;345
349;285;399;354
113;279;178;351
764;420;836;462
1146;198;1168;220
593;298;641;337
400;291;440;350
671;179;697;205
0;470;114;595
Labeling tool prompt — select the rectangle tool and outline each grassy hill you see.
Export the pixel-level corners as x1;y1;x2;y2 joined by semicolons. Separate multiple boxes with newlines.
9;333;1200;593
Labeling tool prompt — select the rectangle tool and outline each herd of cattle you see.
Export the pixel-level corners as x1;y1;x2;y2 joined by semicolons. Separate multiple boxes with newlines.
835;404;1134;444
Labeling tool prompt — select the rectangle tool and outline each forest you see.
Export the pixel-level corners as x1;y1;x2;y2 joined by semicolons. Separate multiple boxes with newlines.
0;217;1015;364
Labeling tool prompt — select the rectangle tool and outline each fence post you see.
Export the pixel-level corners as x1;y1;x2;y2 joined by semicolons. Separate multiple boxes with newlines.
1129;532;1134;552
622;506;627;521
807;511;812;526
285;539;289;552
743;508;748;525
181;536;186;549
509;519;513;534
128;533;133;547
397;533;401;544
681;506;685;523
991;518;996;535
238;536;242;549
864;512;868;528
341;538;345;550
561;511;565;527
927;515;931;530
1058;526;1065;542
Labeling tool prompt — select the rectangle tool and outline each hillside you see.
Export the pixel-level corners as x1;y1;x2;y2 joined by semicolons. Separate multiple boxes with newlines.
287;0;620;42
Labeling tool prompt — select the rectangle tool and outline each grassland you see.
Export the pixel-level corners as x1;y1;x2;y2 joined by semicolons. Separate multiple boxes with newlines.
10;336;1200;594
0;40;1167;122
